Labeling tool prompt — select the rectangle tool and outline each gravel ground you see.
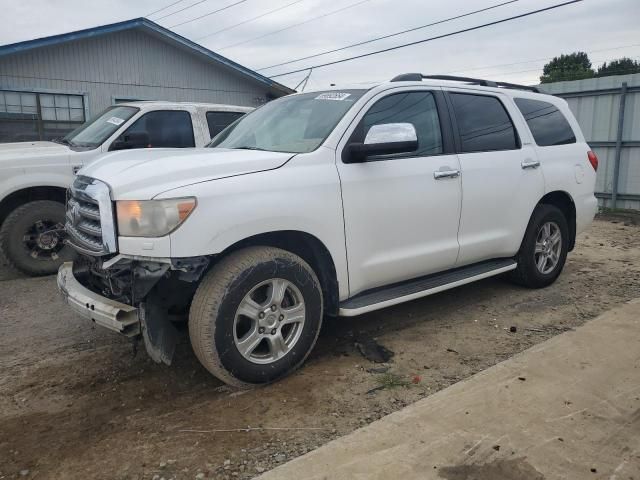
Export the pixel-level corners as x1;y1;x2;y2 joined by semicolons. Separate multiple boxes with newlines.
0;252;22;282
1;214;639;480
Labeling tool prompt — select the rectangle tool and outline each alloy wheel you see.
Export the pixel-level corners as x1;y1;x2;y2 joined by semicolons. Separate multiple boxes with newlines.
233;278;306;364
534;221;562;274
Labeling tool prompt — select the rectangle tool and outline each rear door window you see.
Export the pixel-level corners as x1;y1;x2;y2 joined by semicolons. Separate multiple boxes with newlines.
123;110;195;148
449;93;519;153
514;98;576;146
206;111;246;138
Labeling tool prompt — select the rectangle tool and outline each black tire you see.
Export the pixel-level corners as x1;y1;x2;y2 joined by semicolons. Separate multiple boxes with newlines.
189;246;323;387
510;204;569;288
0;200;74;276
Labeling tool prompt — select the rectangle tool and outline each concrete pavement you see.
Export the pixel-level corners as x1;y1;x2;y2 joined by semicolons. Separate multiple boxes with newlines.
259;299;640;480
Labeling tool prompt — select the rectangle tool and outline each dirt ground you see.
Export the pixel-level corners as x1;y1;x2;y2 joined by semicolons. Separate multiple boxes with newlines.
1;215;639;480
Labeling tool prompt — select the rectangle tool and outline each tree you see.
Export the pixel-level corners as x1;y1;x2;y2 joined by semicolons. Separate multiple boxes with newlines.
540;52;594;84
595;57;640;77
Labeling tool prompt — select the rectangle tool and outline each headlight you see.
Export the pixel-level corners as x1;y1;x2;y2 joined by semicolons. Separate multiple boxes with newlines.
116;198;196;237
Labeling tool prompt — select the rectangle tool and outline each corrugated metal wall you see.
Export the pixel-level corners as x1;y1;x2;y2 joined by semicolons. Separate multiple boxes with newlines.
540;73;640;210
0;28;274;118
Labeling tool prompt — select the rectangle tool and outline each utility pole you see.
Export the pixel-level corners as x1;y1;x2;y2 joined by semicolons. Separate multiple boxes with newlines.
294;68;313;92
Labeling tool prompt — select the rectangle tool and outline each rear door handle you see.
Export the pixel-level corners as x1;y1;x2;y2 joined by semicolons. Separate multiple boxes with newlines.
521;160;540;169
434;169;460;180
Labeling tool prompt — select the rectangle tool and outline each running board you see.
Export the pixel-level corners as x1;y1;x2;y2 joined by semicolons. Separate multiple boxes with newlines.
339;258;517;317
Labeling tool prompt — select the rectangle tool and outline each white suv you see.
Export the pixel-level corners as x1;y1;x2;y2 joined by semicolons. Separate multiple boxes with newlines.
57;75;598;387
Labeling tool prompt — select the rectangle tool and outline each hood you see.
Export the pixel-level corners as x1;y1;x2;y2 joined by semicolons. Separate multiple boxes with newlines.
0;141;70;163
81;147;295;199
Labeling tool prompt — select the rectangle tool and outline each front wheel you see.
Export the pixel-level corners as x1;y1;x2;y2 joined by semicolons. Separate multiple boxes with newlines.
189;246;323;387
510;204;569;288
0;200;74;276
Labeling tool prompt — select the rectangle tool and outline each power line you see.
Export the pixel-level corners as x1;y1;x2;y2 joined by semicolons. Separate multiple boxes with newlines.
195;0;308;41
168;0;248;28
257;0;520;71
446;44;640;75
218;0;373;50
346;44;640;85
146;0;189;17
269;0;584;78
155;0;212;21
485;56;640;78
497;67;640;85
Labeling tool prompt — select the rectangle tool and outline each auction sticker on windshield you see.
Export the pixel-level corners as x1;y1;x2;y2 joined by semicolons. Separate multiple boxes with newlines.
315;92;351;101
107;117;125;126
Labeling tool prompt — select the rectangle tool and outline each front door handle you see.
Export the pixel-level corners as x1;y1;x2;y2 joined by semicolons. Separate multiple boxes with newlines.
521;159;540;169
434;169;461;180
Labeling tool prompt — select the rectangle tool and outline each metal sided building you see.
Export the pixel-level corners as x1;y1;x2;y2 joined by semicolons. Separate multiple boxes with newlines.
540;73;640;210
0;17;293;143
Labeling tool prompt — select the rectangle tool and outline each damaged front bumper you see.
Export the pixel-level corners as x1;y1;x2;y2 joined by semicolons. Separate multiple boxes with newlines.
57;255;209;365
57;262;140;336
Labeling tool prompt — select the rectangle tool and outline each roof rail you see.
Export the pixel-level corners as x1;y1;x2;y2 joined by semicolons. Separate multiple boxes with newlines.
390;73;540;93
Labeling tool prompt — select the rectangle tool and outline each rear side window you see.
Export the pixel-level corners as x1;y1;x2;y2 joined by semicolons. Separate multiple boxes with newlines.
449;93;519;153
123;110;195;148
206;111;246;138
515;98;576;146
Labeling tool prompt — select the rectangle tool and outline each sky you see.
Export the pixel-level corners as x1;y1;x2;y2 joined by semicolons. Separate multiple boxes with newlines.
0;0;639;90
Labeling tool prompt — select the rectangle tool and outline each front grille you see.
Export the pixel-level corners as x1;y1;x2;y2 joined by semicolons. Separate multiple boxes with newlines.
65;176;117;256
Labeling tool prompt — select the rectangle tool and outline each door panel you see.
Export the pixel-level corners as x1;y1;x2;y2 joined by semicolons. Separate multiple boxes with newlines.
337;90;462;296
339;156;461;295
447;91;544;265
455;145;543;264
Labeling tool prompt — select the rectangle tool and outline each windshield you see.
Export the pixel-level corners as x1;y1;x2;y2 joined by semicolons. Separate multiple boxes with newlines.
208;90;366;153
63;106;139;148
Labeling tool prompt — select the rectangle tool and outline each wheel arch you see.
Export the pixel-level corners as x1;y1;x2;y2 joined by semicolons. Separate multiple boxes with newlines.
538;190;577;251
0;186;67;226
218;230;340;317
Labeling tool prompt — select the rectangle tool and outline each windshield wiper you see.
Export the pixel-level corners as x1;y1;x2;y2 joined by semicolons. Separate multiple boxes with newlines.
53;138;76;147
234;146;266;151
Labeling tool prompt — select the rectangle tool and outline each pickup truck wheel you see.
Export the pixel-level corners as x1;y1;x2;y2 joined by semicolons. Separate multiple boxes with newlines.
189;246;323;387
0;200;73;276
510;204;569;288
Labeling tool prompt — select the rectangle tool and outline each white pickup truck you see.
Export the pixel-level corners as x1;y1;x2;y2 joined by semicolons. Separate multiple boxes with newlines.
57;75;598;387
0;101;251;275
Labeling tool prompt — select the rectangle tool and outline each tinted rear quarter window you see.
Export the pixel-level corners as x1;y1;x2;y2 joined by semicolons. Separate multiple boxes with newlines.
206;111;246;138
449;93;519;153
515;98;576;146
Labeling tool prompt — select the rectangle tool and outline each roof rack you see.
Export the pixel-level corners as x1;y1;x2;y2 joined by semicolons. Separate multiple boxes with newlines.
390;73;540;93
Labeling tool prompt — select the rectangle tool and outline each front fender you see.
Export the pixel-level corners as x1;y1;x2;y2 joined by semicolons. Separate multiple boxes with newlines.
164;155;349;299
0;172;74;205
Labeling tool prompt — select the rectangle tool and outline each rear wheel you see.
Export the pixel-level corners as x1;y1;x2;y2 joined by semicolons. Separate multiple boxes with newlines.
0;200;74;276
189;246;323;387
510;204;569;288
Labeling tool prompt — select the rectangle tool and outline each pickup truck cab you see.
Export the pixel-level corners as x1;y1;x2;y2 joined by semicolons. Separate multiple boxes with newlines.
0;101;251;275
57;75;598;387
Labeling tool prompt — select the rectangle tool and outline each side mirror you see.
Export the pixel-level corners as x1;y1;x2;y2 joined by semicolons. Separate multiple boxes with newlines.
345;123;418;163
110;132;150;151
